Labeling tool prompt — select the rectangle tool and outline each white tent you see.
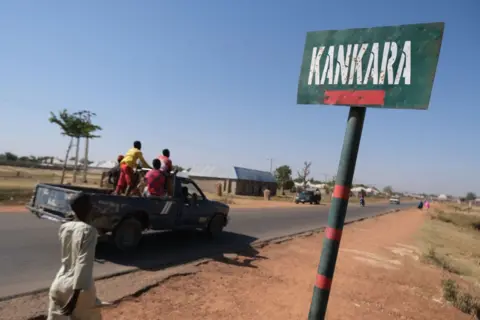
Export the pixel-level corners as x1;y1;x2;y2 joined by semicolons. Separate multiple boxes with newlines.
437;194;448;201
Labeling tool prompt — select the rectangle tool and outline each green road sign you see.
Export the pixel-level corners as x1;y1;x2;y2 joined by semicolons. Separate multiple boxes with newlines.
297;22;444;109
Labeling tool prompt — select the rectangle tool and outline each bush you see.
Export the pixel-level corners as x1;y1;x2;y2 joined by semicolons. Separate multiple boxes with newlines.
441;279;480;316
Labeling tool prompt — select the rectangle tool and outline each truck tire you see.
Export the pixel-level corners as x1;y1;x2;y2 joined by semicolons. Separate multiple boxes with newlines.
207;214;225;239
113;218;142;252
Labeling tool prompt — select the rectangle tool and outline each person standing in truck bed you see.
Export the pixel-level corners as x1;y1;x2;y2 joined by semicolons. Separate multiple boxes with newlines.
115;141;151;196
106;155;124;191
158;148;173;172
158;148;173;195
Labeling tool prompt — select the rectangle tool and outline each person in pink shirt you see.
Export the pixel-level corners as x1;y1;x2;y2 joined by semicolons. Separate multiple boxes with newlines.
424;200;430;211
143;159;166;197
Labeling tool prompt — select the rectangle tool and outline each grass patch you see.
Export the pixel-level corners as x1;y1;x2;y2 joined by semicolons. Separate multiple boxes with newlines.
0;165;104;204
441;279;480;317
420;205;480;317
433;210;480;231
420;215;480;278
422;247;461;274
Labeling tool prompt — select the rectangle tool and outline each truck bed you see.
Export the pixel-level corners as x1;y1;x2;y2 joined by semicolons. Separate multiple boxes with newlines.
27;183;178;228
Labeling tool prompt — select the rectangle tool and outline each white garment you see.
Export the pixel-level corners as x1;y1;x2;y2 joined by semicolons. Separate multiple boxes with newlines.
48;221;102;320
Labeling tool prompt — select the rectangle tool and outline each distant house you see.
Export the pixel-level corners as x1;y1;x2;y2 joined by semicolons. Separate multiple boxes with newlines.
351;186;380;197
187;165;277;196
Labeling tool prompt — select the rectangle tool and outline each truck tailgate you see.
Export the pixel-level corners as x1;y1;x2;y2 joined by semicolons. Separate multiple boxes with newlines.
27;184;79;223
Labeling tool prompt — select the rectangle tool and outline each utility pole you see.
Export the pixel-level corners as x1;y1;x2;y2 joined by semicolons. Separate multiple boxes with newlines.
83;112;91;183
267;158;273;173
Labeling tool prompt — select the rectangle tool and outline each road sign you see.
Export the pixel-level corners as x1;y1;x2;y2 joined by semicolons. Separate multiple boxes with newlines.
302;22;445;320
297;22;444;109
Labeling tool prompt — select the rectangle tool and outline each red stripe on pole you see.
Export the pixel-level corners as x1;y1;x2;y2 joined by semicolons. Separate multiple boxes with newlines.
333;185;350;200
315;274;332;290
325;227;343;241
324;90;385;105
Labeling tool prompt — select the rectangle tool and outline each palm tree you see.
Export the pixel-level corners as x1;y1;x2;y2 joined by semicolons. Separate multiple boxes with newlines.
73;111;101;183
49;109;101;184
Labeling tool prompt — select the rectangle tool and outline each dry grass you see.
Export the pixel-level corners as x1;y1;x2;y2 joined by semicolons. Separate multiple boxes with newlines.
420;204;480;317
0;165;105;204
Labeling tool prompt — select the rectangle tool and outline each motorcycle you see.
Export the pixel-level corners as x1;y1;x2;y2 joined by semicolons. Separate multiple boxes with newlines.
360;198;365;207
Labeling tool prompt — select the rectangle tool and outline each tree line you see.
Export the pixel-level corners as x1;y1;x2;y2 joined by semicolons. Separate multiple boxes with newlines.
0;152;93;165
274;162;477;200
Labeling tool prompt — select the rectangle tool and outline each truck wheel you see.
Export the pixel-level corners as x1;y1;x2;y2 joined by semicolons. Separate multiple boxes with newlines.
113;218;142;252
207;214;225;238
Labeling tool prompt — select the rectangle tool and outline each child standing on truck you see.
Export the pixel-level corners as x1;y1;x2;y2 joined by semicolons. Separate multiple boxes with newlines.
158;148;173;172
106;155;124;191
143;159;166;197
116;141;151;196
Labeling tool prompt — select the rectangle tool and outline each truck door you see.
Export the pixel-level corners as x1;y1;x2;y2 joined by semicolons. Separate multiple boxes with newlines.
179;179;210;227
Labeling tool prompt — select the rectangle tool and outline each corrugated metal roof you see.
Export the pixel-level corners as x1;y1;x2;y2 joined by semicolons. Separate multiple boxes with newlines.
234;166;276;183
188;165;237;179
188;164;276;183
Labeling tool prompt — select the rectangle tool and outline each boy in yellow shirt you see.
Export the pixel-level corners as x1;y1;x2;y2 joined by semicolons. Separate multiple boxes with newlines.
115;141;151;195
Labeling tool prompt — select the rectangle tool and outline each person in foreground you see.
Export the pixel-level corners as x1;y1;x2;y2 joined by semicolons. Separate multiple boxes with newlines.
115;140;151;196
48;192;106;320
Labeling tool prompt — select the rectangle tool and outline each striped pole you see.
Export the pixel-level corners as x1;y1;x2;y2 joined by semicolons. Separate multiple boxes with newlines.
308;106;366;319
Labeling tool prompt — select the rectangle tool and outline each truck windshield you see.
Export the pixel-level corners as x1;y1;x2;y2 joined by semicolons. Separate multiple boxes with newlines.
181;180;204;200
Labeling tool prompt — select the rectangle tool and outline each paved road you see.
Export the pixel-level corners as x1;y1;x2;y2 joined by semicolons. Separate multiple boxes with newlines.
0;202;414;300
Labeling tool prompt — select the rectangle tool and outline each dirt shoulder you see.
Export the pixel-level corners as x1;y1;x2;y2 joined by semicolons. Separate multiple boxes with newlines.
2;207;471;320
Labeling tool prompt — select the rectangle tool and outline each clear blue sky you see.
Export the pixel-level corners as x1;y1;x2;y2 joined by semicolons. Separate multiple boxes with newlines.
0;0;478;196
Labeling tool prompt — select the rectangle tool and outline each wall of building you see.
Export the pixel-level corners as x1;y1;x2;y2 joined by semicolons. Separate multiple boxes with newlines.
235;180;277;196
191;176;237;195
190;176;277;197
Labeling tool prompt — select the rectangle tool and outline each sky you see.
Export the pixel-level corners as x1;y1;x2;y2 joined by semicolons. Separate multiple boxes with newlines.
0;0;478;196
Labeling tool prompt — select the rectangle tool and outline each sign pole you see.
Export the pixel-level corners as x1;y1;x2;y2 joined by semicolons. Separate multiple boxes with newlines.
308;106;367;320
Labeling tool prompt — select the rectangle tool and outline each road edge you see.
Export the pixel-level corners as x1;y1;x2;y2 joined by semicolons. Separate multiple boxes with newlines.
1;207;404;304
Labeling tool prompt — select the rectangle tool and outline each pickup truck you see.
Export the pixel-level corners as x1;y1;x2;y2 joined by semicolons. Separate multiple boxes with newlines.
26;172;230;251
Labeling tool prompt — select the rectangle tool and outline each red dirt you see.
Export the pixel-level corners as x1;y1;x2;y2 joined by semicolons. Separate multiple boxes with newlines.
100;208;468;320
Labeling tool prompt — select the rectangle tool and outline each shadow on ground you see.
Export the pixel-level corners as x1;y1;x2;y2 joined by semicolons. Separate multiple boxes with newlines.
95;230;263;272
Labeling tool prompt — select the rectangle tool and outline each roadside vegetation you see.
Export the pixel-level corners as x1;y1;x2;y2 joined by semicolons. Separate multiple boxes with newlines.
420;204;480;317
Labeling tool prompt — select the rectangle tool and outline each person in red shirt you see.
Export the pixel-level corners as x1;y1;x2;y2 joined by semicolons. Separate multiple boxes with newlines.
158;149;173;173
143;159;166;197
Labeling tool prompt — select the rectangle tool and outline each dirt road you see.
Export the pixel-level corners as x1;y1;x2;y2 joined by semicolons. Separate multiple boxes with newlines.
98;208;467;320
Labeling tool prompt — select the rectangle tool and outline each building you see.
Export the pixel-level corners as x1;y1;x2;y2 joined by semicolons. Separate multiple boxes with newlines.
187;165;277;196
351;186;381;197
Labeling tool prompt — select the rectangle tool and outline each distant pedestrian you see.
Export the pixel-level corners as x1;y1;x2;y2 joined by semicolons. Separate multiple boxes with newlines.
417;200;424;210
48;192;106;320
424;200;430;211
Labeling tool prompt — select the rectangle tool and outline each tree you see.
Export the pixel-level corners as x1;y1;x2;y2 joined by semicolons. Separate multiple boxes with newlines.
0;152;18;161
49;109;101;184
465;192;477;201
274;165;292;195
71;110;101;183
284;180;294;190
297;161;312;189
383;185;393;194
